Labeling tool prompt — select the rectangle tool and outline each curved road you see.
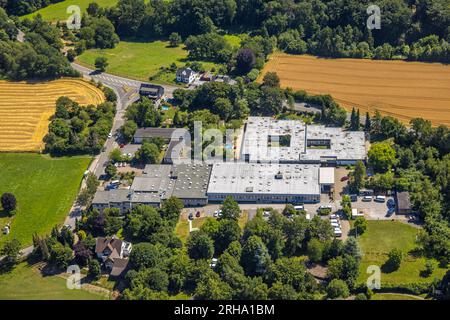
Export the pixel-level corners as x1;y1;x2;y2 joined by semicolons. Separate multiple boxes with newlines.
4;30;178;260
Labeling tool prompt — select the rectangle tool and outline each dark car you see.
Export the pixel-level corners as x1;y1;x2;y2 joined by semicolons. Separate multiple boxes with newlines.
350;194;358;202
196;211;201;218
188;213;194;220
387;198;395;208
341;176;349;182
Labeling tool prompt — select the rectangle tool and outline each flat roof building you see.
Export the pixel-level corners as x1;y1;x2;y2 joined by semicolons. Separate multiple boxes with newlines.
139;84;164;100
241;117;366;165
396;191;412;215
92;163;212;212
207;163;321;204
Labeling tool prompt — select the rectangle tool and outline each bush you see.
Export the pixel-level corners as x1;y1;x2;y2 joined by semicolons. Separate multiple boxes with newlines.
88;259;101;280
422;260;437;277
1;192;17;212
326;279;350;299
384;248;403;272
355;293;367;300
353;217;367;234
247;68;260;81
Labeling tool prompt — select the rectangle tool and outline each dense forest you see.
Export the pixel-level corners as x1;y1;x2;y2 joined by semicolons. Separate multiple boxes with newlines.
0;8;78;80
5;0;449;63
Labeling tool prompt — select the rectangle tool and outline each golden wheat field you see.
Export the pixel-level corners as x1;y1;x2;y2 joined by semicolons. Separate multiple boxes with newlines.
0;79;105;152
262;53;450;126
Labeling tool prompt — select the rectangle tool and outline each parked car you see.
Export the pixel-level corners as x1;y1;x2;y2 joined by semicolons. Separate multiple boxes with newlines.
362;196;373;202
330;214;338;219
108;133;113;138
375;195;386;203
350;194;358;202
294;205;304;211
213;211;219;218
341;176;349;182
196;211;201;218
188;213;194;220
387;198;395;208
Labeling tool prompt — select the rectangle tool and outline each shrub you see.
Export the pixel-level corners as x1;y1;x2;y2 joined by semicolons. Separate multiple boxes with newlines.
353;217;367;234
1;192;17;212
326;279;350;299
384;248;403;272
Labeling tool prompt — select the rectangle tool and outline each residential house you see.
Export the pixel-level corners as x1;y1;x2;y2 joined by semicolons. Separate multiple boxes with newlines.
176;67;196;84
95;236;132;277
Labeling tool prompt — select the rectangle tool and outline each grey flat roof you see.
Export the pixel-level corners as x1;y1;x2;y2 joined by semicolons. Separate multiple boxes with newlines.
396;192;412;210
134;128;179;140
241;117;366;163
171;163;212;199
93;189;131;204
207;163;320;196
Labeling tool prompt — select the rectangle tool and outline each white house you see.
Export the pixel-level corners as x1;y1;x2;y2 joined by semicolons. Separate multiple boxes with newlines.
176;67;196;84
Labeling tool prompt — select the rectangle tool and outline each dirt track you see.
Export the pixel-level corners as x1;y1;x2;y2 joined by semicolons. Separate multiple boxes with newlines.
261;53;450;126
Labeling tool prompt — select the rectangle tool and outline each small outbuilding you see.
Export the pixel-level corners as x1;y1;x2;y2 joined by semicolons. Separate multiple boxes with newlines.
319;167;335;193
139;83;164;100
396;191;412;215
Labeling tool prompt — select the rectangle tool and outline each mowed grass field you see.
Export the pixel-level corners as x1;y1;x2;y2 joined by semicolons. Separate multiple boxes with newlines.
0;154;91;247
0;262;106;300
356;221;448;286
0;79;104;152
262;53;450;126
21;0;118;21
77;40;220;84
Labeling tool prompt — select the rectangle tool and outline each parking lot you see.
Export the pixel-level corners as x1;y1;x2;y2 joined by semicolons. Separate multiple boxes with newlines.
351;196;396;220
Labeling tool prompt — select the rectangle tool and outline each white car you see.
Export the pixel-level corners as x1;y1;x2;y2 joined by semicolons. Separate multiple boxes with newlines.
362;196;373;202
331;222;340;228
330;219;339;224
213;211;218;217
330;214;338;219
375;195;386;203
305;213;311;220
108;133;113;138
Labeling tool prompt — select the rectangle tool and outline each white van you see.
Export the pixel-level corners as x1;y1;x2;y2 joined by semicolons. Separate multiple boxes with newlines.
375;195;386;203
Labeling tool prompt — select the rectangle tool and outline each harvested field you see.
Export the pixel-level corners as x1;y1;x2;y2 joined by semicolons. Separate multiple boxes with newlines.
0;79;104;152
262;53;450;126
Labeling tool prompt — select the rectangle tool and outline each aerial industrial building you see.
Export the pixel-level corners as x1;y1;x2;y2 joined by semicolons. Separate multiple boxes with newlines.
241;117;366;165
207;163;322;203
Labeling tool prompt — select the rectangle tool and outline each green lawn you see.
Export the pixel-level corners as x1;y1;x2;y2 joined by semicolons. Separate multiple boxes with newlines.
21;0;118;21
371;293;424;300
77;39;220;84
356;220;448;286
0;153;91;247
0;262;106;300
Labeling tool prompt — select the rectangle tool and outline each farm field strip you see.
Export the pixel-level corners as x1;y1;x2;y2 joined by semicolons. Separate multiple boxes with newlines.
0;79;104;152
261;53;450;126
